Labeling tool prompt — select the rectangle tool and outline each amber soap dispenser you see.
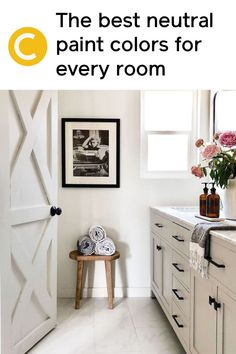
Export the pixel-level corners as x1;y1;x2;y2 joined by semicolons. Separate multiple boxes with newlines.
207;182;220;218
200;182;208;216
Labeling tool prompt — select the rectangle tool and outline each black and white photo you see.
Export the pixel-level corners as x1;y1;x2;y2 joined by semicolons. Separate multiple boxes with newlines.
62;118;120;187
73;129;109;177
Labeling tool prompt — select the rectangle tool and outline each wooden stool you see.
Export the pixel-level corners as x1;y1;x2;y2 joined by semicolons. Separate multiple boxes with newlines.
69;250;120;309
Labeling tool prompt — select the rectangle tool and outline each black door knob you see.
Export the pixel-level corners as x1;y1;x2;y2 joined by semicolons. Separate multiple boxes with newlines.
56;207;62;215
50;206;62;216
214;301;221;311
209;296;215;306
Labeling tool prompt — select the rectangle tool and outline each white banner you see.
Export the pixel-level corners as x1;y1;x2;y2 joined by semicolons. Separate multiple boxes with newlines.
1;0;236;89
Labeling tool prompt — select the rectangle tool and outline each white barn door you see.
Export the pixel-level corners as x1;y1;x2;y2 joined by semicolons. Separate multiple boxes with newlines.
0;91;59;354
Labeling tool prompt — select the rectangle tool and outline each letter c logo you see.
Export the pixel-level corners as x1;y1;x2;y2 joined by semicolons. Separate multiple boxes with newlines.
9;27;47;66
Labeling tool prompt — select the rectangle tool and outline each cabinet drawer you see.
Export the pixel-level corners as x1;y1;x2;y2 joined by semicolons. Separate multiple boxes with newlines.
172;276;190;319
208;238;236;294
172;251;190;290
172;301;189;347
171;222;190;257
151;211;173;241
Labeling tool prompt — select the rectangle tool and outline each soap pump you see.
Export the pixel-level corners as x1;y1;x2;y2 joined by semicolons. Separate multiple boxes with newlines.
200;182;208;216
206;182;220;218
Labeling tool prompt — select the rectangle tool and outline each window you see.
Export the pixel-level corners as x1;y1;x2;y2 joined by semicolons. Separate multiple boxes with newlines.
141;91;199;178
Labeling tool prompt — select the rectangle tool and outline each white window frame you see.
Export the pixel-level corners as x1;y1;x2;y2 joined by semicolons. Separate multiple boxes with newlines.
140;90;200;179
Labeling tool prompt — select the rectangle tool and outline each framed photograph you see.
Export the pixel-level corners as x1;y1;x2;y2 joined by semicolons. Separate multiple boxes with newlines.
62;118;120;188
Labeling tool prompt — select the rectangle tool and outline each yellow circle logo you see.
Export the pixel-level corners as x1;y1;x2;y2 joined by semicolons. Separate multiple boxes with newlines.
9;27;47;66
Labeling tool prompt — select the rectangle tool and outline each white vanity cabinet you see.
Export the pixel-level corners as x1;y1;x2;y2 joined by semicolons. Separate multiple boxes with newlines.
190;235;236;354
191;270;236;354
190;272;217;354
150;207;236;354
151;232;172;312
216;287;236;354
151;232;162;296
151;208;191;353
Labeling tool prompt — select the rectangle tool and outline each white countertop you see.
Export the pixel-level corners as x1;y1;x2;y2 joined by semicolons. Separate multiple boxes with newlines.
151;206;236;247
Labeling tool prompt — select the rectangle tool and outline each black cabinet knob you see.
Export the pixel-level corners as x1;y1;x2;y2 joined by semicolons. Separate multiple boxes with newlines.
172;289;184;300
172;263;184;272
155;223;163;228
172;235;184;242
50;206;62;216
172;315;184;328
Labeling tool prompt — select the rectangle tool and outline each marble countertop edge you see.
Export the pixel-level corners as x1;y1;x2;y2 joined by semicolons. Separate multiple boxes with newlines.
151;206;236;247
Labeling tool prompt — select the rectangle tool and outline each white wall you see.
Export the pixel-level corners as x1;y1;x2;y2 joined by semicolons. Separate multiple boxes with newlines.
57;90;205;297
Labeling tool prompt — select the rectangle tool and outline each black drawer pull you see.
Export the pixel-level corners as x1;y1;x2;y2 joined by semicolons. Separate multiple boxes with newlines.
156;245;162;251
155;223;163;228
172;263;184;272
172;235;184;242
205;257;225;268
214;301;221;311
172;315;184;328
209;296;215;306
172;289;184;300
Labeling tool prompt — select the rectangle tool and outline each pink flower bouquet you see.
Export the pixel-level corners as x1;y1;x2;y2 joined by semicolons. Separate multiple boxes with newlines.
191;131;236;188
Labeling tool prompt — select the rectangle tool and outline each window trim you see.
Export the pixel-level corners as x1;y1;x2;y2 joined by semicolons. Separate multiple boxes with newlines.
140;90;199;179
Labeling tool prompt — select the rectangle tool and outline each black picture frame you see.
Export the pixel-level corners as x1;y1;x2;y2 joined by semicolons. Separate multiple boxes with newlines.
62;118;120;188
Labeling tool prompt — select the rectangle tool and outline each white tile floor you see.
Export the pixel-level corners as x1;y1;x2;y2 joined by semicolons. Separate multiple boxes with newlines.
28;298;185;354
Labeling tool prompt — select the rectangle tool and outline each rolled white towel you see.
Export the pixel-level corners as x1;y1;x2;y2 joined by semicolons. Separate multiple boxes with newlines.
95;237;116;256
77;235;95;255
89;225;106;243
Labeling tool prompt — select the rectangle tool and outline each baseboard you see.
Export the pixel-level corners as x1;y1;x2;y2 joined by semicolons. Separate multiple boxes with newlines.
58;287;151;298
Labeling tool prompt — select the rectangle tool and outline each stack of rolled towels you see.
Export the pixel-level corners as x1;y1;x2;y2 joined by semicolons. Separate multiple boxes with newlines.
77;225;116;256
